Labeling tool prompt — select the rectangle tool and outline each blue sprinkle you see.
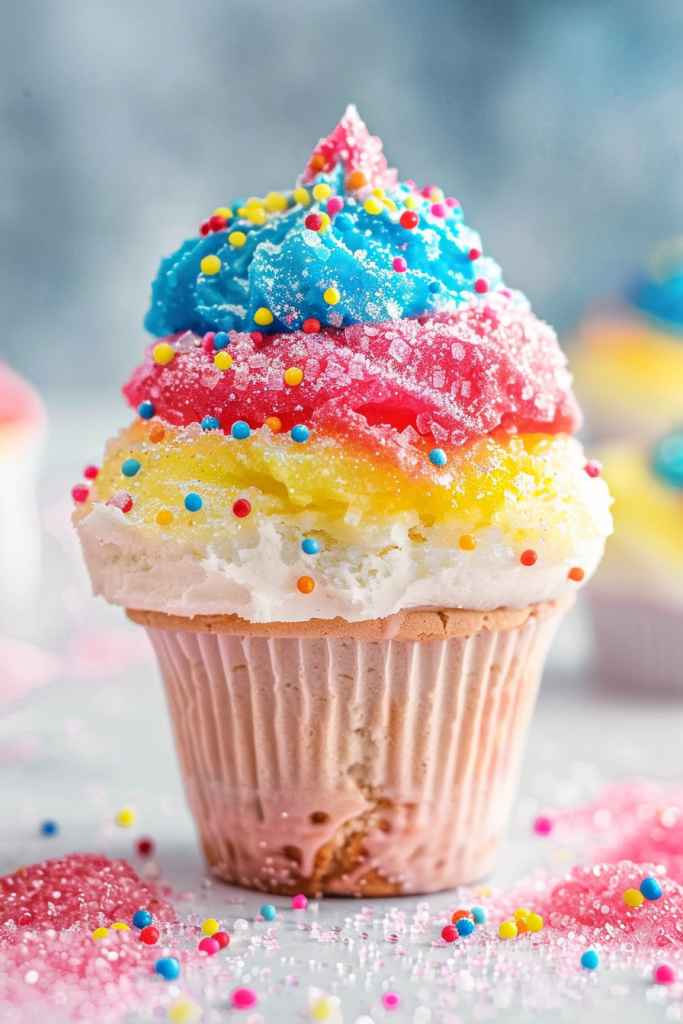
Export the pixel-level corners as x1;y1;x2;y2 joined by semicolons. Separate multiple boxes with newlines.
232;200;246;215
138;401;155;420
429;448;447;467
201;415;221;431
260;904;277;921
40;820;58;836
155;957;180;980
121;458;141;477
653;433;683;489
291;425;310;443
184;492;203;512
213;332;230;350
302;538;320;555
231;420;251;440
580;950;599;970
429;280;443;293
471;906;486;924
133;909;153;929
640;876;663;901
335;213;354;232
455;918;474;937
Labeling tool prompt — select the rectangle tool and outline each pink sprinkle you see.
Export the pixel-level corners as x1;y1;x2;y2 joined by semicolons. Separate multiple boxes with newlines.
585;459;603;478
382;991;401;1011
202;332;216;354
83;464;99;480
533;815;554;836
231;986;258;1009
468;248;481;261
421;185;436;197
327;196;344;216
445;196;460;208
107;491;133;514
392;257;408;273
474;278;489;294
198;936;220;955
654;964;676;985
430;202;446;218
71;484;89;504
291;894;308;910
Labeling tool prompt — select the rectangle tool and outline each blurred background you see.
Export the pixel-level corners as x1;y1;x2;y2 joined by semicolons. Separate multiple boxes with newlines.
2;0;683;388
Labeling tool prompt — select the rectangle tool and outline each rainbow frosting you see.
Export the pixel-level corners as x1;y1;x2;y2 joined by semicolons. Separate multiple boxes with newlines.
74;107;612;622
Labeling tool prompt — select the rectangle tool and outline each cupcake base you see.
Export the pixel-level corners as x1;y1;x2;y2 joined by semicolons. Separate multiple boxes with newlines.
129;600;567;896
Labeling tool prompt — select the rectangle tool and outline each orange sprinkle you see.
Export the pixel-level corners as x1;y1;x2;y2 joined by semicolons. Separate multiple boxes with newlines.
459;534;476;551
284;367;304;387
452;910;474;925
265;416;282;432
297;576;315;595
149;422;165;443
347;170;367;191
310;153;326;172
568;567;585;582
156;509;174;526
516;918;529;935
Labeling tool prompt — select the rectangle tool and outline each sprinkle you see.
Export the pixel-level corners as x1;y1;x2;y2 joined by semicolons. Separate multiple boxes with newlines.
199;221;210;236
654;964;676;985
214;931;230;948
580;950;599;970
214;351;233;370
111;922;130;930
468;247;481;260
520;549;538;566
428;448;447;466
471;906;486;924
155;957;180;980
291;424;310;443
441;924;458;943
265;191;288;213
641;876;663;900
459;534;476;551
400;210;419;229
208;214;226;232
168;997;202;1023
312;183;332;201
346;170;367;190
335;213;354;232
323;287;340;305
138;400;155;419
327;196;344;216
202;917;219;935
585;459;602;477
527;913;544;932
228;230;247;247
371;187;386;198
404;195;418;209
431;203;446;218
293;187;311;207
452;910;474;924
156;509;174;526
623;888;644;907
254;307;274;326
302;538;320;555
292;894;308;909
246;207;267;225
498;921;517;939
92;927;109;941
261;904;277;921
116;806;137;827
265;416;282;432
456;918;474;936
568;567;585;582
309;153;326;172
305;213;322;231
133;910;153;929
139;925;160;945
297;576;315;594
200;254;221;276
149;422;165;442
40;820;58;836
318;212;331;231
231;988;258;1010
71;485;89;503
429;281;443;293
474;278;489;294
184;493;202;512
198;936;220;955
393;256;408;273
136;837;155;856
247;196;264;209
107;492;133;513
121;458;141;477
513;907;530;921
250;331;264;345
153;343;175;365
363;197;383;215
201;415;221;431
382;992;401;1012
232;498;251;518
83;464;99;480
302;318;321;333
201;332;216;353
214;206;231;219
284;367;304;386
534;815;553;835
446;197;460;208
231;420;251;440
213;331;229;349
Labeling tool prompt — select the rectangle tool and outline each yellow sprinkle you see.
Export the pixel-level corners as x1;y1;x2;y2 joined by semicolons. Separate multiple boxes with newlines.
293;187;311;207
111;922;130;931
513;907;530;921
382;197;397;212
264;191;288;213
246;196;264;208
168;998;202;1024
312;183;332;201
311;997;333;1020
473;885;492;897
156;509;174;526
236;206;249;217
229;231;247;247
202;917;219;936
115;806;137;827
623;888;644;907
371;187;386;198
214;351;233;371
284;367;304;386
214;207;231;219
200;254;221;276
254;307;274;326
153;343;175;366
92;927;109;941
246;207;267;225
323;288;340;305
498;920;518;940
430;186;445;201
527;913;544;932
404;196;418;209
364;197;384;215
318;212;331;232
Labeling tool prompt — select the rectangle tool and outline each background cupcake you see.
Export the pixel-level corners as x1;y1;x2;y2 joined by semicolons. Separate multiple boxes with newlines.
73;108;612;896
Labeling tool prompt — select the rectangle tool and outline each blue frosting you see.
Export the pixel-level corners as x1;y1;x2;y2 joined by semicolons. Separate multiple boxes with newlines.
652;432;683;489
631;251;683;333
144;183;503;338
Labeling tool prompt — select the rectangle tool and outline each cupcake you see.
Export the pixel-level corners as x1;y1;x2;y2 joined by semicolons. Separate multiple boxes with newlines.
571;237;683;442
73;107;612;895
589;432;683;693
0;361;46;623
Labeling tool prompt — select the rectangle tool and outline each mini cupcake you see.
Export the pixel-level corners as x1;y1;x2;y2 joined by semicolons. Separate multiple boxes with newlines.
0;361;46;622
571;237;683;441
590;432;683;693
73;107;612;895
